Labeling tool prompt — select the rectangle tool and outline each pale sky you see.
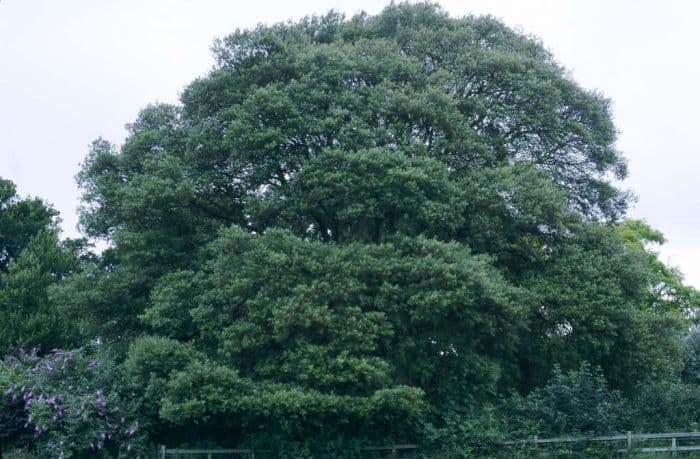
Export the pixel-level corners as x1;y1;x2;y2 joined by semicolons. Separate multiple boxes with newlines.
1;0;698;288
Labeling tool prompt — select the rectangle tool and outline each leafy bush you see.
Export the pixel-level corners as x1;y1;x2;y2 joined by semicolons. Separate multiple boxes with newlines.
0;391;33;451
525;363;630;436
0;347;146;458
633;379;700;432
682;328;700;384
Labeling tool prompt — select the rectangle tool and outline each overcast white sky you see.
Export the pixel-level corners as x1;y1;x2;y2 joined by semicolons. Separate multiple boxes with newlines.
1;0;698;287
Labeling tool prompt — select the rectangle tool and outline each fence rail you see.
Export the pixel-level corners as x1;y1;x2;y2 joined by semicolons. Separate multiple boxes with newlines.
503;431;700;454
159;444;419;458
160;448;255;458
160;434;700;457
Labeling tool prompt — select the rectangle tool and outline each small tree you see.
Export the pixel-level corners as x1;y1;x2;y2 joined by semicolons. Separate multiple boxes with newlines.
526;363;629;436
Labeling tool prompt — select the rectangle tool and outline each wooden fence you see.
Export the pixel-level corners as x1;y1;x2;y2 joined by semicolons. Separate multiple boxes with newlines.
504;431;700;454
159;444;419;458
160;433;700;457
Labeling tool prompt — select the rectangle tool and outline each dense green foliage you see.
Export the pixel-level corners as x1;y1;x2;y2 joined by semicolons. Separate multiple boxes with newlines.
2;3;700;457
0;179;57;272
524;364;630;436
0;179;81;355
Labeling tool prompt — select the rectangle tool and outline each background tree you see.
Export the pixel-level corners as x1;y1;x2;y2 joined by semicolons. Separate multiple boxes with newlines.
616;219;700;315
0;178;81;355
0;178;57;272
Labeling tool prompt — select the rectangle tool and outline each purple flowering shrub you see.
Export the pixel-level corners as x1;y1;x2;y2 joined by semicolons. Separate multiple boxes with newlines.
0;347;146;458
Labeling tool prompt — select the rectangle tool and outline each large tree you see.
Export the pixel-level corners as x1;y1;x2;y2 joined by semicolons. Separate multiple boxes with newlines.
60;2;688;450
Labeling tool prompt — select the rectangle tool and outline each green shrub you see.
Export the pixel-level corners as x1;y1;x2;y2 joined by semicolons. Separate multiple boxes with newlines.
682;328;700;385
633;379;700;432
525;363;629;436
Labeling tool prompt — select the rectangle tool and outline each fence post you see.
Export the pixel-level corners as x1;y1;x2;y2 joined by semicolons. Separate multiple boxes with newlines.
627;431;632;450
160;445;166;459
672;437;677;456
